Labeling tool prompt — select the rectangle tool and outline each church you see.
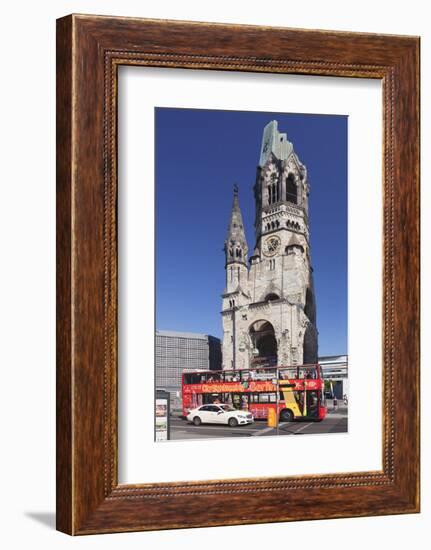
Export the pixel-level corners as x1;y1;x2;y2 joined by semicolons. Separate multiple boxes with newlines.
221;120;318;370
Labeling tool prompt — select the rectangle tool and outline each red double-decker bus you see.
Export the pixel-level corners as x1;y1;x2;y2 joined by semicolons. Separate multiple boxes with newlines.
182;364;327;422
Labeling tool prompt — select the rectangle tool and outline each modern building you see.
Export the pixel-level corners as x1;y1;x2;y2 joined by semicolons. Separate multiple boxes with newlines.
155;330;222;409
319;355;348;399
221;120;318;370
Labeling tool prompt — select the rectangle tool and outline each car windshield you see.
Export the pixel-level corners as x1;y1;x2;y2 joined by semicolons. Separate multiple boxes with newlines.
219;405;235;412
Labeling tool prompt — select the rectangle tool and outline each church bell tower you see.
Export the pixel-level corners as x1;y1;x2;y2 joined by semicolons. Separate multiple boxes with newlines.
221;120;318;370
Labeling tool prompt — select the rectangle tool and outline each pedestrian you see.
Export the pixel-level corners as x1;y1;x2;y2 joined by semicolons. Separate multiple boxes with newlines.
333;395;338;411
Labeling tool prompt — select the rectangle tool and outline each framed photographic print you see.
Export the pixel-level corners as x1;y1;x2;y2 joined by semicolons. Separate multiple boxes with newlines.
56;14;420;535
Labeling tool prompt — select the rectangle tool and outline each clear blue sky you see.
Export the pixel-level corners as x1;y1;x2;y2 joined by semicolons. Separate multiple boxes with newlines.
155;108;347;356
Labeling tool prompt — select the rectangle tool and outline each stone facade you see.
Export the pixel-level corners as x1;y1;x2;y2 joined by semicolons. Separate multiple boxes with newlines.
221;120;318;370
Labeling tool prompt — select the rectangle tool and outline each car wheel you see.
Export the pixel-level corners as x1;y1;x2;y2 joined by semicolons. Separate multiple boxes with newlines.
228;417;238;427
280;409;294;422
193;416;202;426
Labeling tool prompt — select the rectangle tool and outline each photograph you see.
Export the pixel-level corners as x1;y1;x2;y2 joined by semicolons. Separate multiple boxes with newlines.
154;108;348;441
0;0;422;544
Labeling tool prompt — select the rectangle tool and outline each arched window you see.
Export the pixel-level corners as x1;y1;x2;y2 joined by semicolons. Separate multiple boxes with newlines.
268;173;279;204
264;292;279;301
274;185;278;203
286;174;297;204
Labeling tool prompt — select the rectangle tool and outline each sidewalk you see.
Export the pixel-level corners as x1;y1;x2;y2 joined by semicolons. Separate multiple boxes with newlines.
326;398;348;416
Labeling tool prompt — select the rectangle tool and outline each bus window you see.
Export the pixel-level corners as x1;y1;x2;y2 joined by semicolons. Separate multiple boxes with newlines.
240;370;250;382
183;373;192;384
279;367;297;379
259;393;276;403
223;371;234;382
191;394;203;408
256;369;276;381
305;367;317;379
232;394;241;409
266;368;276;380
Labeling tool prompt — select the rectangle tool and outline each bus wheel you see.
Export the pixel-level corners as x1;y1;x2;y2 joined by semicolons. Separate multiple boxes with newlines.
228;417;238;427
280;409;294;422
193;416;202;426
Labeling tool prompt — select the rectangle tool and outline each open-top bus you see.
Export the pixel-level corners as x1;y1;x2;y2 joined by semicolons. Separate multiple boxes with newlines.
182;364;327;422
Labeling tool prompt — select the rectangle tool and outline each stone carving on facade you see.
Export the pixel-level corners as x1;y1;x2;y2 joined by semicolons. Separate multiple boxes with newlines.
287;293;302;305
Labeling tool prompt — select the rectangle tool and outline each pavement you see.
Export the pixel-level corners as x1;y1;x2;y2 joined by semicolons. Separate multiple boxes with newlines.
168;406;348;440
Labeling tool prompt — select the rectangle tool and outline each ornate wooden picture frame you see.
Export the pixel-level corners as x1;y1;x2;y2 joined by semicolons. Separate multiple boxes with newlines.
56;14;420;535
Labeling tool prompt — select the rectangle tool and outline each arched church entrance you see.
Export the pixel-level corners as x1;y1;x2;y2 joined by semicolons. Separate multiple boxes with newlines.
249;320;277;366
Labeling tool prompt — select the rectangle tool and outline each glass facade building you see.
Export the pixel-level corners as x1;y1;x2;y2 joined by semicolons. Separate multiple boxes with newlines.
319;355;348;399
155;330;222;410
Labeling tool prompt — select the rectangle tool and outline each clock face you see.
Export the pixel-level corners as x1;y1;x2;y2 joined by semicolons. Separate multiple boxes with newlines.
263;235;281;257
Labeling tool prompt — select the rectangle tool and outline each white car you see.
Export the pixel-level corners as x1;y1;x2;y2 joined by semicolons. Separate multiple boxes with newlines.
186;404;254;427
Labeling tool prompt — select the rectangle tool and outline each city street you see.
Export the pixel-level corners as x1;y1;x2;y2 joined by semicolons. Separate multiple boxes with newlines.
169;407;347;440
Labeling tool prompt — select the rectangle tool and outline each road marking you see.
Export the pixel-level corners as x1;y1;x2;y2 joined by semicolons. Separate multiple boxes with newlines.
253;422;288;436
254;422;316;436
174;424;255;432
291;422;314;434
